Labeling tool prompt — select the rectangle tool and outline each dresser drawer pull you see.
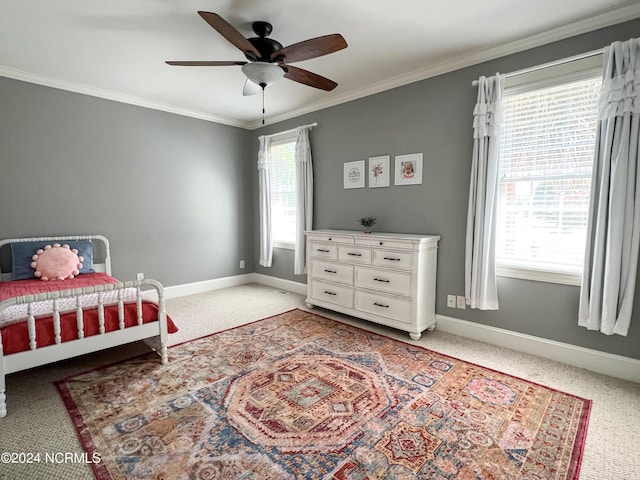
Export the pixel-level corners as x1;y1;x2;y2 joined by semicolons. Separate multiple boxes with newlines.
323;269;337;274
373;302;389;308
317;248;330;253
383;256;401;261
323;290;337;296
347;252;362;257
374;278;390;283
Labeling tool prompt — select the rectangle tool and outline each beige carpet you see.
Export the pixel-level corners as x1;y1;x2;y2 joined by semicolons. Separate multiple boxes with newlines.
0;283;639;479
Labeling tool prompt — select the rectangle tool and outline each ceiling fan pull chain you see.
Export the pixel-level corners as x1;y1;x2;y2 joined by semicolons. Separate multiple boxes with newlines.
262;88;266;125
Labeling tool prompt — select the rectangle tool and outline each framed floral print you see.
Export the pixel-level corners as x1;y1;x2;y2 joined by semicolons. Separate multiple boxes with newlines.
368;155;390;188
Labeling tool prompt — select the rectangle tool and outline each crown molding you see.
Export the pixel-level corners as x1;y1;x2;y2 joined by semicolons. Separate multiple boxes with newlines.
3;4;639;131
247;4;640;129
0;65;253;129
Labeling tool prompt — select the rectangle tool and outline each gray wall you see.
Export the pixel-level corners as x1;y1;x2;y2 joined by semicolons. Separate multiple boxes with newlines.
0;78;254;287
2;18;638;360
252;18;640;360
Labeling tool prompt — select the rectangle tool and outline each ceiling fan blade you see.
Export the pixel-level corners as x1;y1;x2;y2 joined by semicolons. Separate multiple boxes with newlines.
272;34;347;63
198;11;261;60
282;65;338;91
243;79;261;96
166;61;247;66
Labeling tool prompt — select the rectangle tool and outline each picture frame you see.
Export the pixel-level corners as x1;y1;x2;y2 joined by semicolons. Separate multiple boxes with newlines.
344;160;365;189
394;153;423;186
368;155;390;188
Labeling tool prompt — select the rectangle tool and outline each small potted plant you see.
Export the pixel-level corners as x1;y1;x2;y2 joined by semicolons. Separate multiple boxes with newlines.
359;216;377;234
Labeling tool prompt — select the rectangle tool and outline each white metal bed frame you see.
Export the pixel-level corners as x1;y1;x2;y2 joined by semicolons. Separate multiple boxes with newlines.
0;235;169;418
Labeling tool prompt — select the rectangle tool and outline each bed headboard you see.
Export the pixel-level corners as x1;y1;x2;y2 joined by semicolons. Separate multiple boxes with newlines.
0;235;111;282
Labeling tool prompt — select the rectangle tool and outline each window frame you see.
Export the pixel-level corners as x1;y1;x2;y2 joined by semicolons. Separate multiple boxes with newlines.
495;55;603;286
268;131;298;250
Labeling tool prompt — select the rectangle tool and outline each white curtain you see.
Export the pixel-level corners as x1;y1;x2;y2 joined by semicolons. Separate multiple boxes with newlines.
294;126;314;275
258;135;272;267
465;74;504;310
579;38;640;336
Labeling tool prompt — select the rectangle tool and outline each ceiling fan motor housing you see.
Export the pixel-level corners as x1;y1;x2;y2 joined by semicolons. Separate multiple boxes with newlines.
245;21;285;62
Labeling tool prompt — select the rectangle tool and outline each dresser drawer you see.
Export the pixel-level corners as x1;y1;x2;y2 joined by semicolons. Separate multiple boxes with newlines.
338;246;372;264
355;237;413;250
310;260;353;285
307;234;354;244
355;291;412;324
356;267;412;296
309;242;338;260
310;280;354;308
373;249;413;270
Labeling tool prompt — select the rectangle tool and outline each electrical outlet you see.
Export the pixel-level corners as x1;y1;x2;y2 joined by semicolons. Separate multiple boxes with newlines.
136;272;144;280
447;295;456;308
457;295;466;309
240;260;245;269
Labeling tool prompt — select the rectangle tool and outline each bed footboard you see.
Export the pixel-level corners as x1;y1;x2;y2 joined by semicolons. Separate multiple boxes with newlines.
0;279;168;418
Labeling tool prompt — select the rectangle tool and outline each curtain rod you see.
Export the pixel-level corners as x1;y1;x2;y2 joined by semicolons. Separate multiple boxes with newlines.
264;122;318;139
471;48;603;86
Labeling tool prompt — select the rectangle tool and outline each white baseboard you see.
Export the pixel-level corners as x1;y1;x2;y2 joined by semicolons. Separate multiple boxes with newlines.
157;273;306;299
436;314;640;384
162;274;256;299
249;273;307;296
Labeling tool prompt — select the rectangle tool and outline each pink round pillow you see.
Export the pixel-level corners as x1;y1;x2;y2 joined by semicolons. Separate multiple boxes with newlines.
30;244;84;281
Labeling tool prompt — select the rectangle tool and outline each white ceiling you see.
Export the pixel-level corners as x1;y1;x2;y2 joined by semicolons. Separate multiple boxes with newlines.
2;1;639;129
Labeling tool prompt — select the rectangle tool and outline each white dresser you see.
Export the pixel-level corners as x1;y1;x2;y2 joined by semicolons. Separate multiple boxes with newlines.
305;230;439;340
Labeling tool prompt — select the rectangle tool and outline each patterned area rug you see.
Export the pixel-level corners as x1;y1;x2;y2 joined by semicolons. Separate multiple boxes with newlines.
56;309;591;479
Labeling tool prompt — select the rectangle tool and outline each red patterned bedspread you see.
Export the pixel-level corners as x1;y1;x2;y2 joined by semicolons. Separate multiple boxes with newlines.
0;273;178;355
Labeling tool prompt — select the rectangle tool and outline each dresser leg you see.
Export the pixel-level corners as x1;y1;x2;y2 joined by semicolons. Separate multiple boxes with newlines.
409;332;421;340
305;302;315;309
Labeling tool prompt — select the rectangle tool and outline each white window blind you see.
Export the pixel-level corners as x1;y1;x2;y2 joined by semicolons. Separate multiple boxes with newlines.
269;133;297;246
496;66;602;283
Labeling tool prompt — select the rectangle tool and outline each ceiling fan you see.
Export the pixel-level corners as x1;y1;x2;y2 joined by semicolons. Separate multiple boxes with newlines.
166;11;348;96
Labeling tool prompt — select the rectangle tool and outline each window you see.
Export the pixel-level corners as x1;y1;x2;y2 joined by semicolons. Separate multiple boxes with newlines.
495;56;602;284
269;132;297;248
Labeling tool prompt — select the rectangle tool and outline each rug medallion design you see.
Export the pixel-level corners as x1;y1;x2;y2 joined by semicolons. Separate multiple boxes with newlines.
56;309;591;479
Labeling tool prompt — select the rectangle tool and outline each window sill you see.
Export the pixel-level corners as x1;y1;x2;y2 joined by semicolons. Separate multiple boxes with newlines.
273;241;295;251
496;265;581;286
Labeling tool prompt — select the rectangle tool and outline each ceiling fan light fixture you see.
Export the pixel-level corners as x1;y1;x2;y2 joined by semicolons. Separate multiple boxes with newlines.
241;62;284;88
